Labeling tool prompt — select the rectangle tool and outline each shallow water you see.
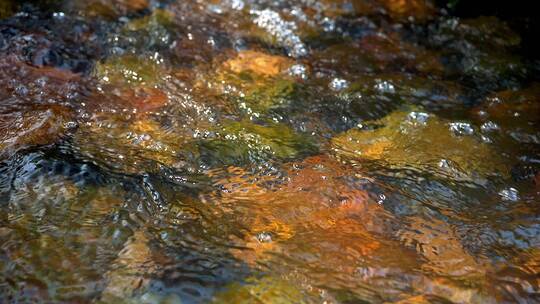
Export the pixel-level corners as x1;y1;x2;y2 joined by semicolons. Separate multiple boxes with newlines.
1;1;539;303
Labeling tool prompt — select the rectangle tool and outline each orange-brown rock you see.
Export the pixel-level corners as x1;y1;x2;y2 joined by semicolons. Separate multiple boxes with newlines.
474;84;540;125
101;231;156;301
380;0;436;21
1;104;73;157
119;87;168;114
223;50;293;77
358;33;443;75
399;217;486;277
206;155;392;268
74;0;149;19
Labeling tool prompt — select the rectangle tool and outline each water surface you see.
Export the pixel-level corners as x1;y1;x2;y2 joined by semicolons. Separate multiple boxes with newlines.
1;1;539;303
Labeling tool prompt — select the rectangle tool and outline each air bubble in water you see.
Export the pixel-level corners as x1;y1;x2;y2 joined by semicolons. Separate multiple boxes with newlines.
449;122;474;136
499;187;520;202
407;111;430;125
374;80;395;93
251;9;308;58
288;64;308;80
256;232;273;243
329;78;349;91
481;121;500;132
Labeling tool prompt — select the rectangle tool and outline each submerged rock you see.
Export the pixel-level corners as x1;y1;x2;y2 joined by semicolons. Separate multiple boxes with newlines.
212;276;306;303
428;16;526;92
472;83;540;150
210;50;300;116
399;217;486;278
67;0;149;19
0;104;74;158
356;32;444;75
241;78;298;114
73;115;188;174
193;120;317;167
124;9;175;32
114;9;183;62
319;0;436;21
313;32;444;77
474;84;540;127
206;155;389;264
378;0;436;21
203;155;422;302
101;231;156;302
334;74;466;121
116;87;169;114
0;153;127;301
331;109;509;183
223;50;293;77
95;55;167;87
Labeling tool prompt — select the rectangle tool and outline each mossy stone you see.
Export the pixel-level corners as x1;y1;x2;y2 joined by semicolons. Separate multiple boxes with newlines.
332;109;509;182
194;120;317;166
212;276;305;304
95;55;166;87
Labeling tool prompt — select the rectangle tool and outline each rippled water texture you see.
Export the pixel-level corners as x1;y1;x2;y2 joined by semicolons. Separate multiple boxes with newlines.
1;0;539;303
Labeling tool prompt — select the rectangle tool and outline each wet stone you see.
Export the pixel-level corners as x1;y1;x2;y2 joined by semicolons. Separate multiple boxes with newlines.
0;56;87;106
313;0;437;22
399;217;487;278
313;31;444;77
112;9;183;63
474;84;540;127
223;50;293;77
193;120;318;167
68;0;149;19
331;109;510;184
378;0;437;21
211;51;300;116
342;74;466;116
0;104;74;158
212;276;306;303
101;231;156;302
0;153;128;302
95;55;167;87
428;16;526;92
72;115;189;175
472;84;540;153
203;155;421;302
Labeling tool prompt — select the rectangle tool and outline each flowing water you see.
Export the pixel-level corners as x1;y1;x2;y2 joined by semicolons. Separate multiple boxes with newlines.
1;1;539;303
